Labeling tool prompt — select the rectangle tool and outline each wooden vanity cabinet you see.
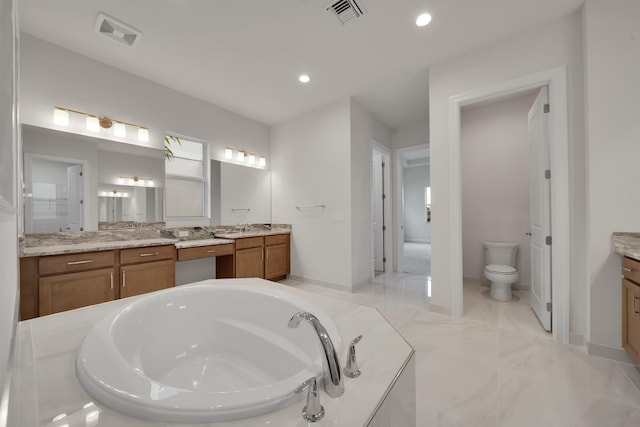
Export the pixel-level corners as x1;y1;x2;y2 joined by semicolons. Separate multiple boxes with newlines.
20;244;177;319
36;251;117;317
234;237;265;278
623;256;640;363
264;234;290;281
119;245;176;298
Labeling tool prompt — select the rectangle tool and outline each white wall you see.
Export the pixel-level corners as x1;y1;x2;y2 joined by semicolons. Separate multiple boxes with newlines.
220;163;271;225
0;0;17;416
584;0;640;350
391;121;429;151
20;35;270;168
271;99;352;289
403;164;430;243
22;125;99;229
429;11;586;340
460;92;536;284
350;99;391;288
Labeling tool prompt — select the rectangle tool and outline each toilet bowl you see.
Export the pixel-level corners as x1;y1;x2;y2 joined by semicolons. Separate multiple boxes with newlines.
483;242;519;302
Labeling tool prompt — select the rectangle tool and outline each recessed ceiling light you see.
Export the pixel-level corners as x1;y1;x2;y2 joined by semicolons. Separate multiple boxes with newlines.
298;74;311;83
416;13;432;27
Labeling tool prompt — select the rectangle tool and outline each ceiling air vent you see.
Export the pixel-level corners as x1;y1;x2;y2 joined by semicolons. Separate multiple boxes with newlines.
325;0;364;26
95;13;142;47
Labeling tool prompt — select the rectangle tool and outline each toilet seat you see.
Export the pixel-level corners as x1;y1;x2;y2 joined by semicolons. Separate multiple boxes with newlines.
484;264;516;275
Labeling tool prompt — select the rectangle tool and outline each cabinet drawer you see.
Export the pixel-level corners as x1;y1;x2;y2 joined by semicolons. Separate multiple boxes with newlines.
178;244;234;261
265;234;289;246
120;245;175;265
39;251;115;275
235;236;264;250
623;257;640;284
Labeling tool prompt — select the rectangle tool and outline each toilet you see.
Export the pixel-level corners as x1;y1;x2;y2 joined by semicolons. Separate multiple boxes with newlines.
483;241;519;302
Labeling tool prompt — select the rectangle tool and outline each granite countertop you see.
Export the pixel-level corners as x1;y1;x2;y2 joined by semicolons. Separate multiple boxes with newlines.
613;232;640;260
9;279;415;427
20;224;292;257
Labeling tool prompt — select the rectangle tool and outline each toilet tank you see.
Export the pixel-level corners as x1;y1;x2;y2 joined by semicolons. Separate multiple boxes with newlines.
483;242;518;267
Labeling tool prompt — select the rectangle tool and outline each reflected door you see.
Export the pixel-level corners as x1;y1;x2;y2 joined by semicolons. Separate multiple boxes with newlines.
67;164;84;231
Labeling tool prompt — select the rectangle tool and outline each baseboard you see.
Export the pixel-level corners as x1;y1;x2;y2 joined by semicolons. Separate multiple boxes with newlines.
569;333;585;348
404;239;430;244
428;302;451;316
288;275;352;293
587;341;640;365
463;277;529;291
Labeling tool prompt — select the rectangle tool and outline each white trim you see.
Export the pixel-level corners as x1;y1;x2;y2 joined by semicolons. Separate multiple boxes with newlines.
448;66;570;344
372;141;392;274
394;144;430;274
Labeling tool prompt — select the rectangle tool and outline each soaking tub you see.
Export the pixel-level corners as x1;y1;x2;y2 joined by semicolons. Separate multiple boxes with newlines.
76;282;342;423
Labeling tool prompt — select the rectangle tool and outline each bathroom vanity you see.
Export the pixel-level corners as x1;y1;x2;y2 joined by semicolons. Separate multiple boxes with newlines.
8;279;416;426
19;226;292;319
613;232;640;364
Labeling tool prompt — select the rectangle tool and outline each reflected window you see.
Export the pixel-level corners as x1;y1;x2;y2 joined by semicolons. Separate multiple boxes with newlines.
165;136;208;218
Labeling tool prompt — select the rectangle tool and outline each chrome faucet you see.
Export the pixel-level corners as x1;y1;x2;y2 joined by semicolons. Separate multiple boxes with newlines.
288;312;344;398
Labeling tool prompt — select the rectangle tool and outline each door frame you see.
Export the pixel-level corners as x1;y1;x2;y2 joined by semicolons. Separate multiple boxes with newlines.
394;143;429;275
23;152;89;233
448;66;570;343
372;141;392;275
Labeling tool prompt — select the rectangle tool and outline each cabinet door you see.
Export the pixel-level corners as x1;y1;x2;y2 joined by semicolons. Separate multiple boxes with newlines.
235;247;264;278
623;279;640;363
265;243;288;281
121;259;175;298
39;268;115;316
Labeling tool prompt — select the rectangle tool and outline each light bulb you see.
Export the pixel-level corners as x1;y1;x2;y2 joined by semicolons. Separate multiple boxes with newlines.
138;128;149;142
248;154;256;164
416;13;432;27
237;151;245;161
259;157;266;167
114;122;126;137
225;148;233;159
86;116;100;132
53;109;69;126
298;74;310;83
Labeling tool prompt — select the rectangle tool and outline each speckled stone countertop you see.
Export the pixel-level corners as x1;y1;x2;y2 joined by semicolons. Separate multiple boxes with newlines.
612;232;640;260
20;224;292;257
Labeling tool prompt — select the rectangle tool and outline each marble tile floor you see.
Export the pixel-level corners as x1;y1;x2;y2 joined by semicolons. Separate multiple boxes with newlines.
403;242;431;276
280;275;640;426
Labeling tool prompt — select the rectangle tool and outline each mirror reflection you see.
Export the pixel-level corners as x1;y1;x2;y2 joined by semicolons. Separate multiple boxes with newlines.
21;125;272;234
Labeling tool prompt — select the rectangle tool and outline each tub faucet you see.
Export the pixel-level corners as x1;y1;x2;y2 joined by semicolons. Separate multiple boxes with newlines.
288;312;344;398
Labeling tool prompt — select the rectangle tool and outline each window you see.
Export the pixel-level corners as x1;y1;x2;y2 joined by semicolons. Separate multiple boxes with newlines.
164;136;209;219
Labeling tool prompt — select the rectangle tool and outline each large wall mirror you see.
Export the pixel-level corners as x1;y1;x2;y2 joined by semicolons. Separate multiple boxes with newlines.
22;124;164;233
21;125;272;234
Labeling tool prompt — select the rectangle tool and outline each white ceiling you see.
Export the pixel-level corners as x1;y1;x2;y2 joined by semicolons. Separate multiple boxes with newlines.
19;0;583;128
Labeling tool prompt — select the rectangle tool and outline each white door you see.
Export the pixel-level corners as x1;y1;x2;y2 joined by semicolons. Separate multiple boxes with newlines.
373;154;385;272
528;86;552;331
67;164;84;231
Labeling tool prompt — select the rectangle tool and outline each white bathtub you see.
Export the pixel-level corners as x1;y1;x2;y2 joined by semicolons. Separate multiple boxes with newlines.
76;282;342;423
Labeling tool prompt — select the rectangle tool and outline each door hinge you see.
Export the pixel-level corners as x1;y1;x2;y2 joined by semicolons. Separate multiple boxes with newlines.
382;226;386;231
382;194;386;200
546;236;552;245
80;199;84;205
544;103;550;113
79;171;83;177
383;257;387;263
545;169;551;179
546;302;552;312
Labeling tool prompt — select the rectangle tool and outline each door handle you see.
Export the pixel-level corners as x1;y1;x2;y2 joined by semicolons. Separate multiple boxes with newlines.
634;294;640;316
122;270;126;288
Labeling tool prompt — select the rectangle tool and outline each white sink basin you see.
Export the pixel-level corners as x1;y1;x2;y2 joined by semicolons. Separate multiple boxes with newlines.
76;282;341;423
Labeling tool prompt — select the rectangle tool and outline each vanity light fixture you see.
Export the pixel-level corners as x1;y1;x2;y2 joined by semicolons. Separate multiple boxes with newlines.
52;106;150;142
224;147;266;168
99;190;129;198
118;176;154;187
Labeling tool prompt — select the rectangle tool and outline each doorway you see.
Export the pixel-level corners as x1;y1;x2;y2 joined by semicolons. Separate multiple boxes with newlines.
24;153;86;233
448;66;570;343
402;147;431;277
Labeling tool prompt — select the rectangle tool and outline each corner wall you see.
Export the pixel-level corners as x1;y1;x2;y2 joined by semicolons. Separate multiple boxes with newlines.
584;0;640;351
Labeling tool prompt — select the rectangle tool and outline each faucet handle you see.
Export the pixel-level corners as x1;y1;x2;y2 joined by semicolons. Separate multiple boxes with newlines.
294;377;325;423
344;335;363;378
